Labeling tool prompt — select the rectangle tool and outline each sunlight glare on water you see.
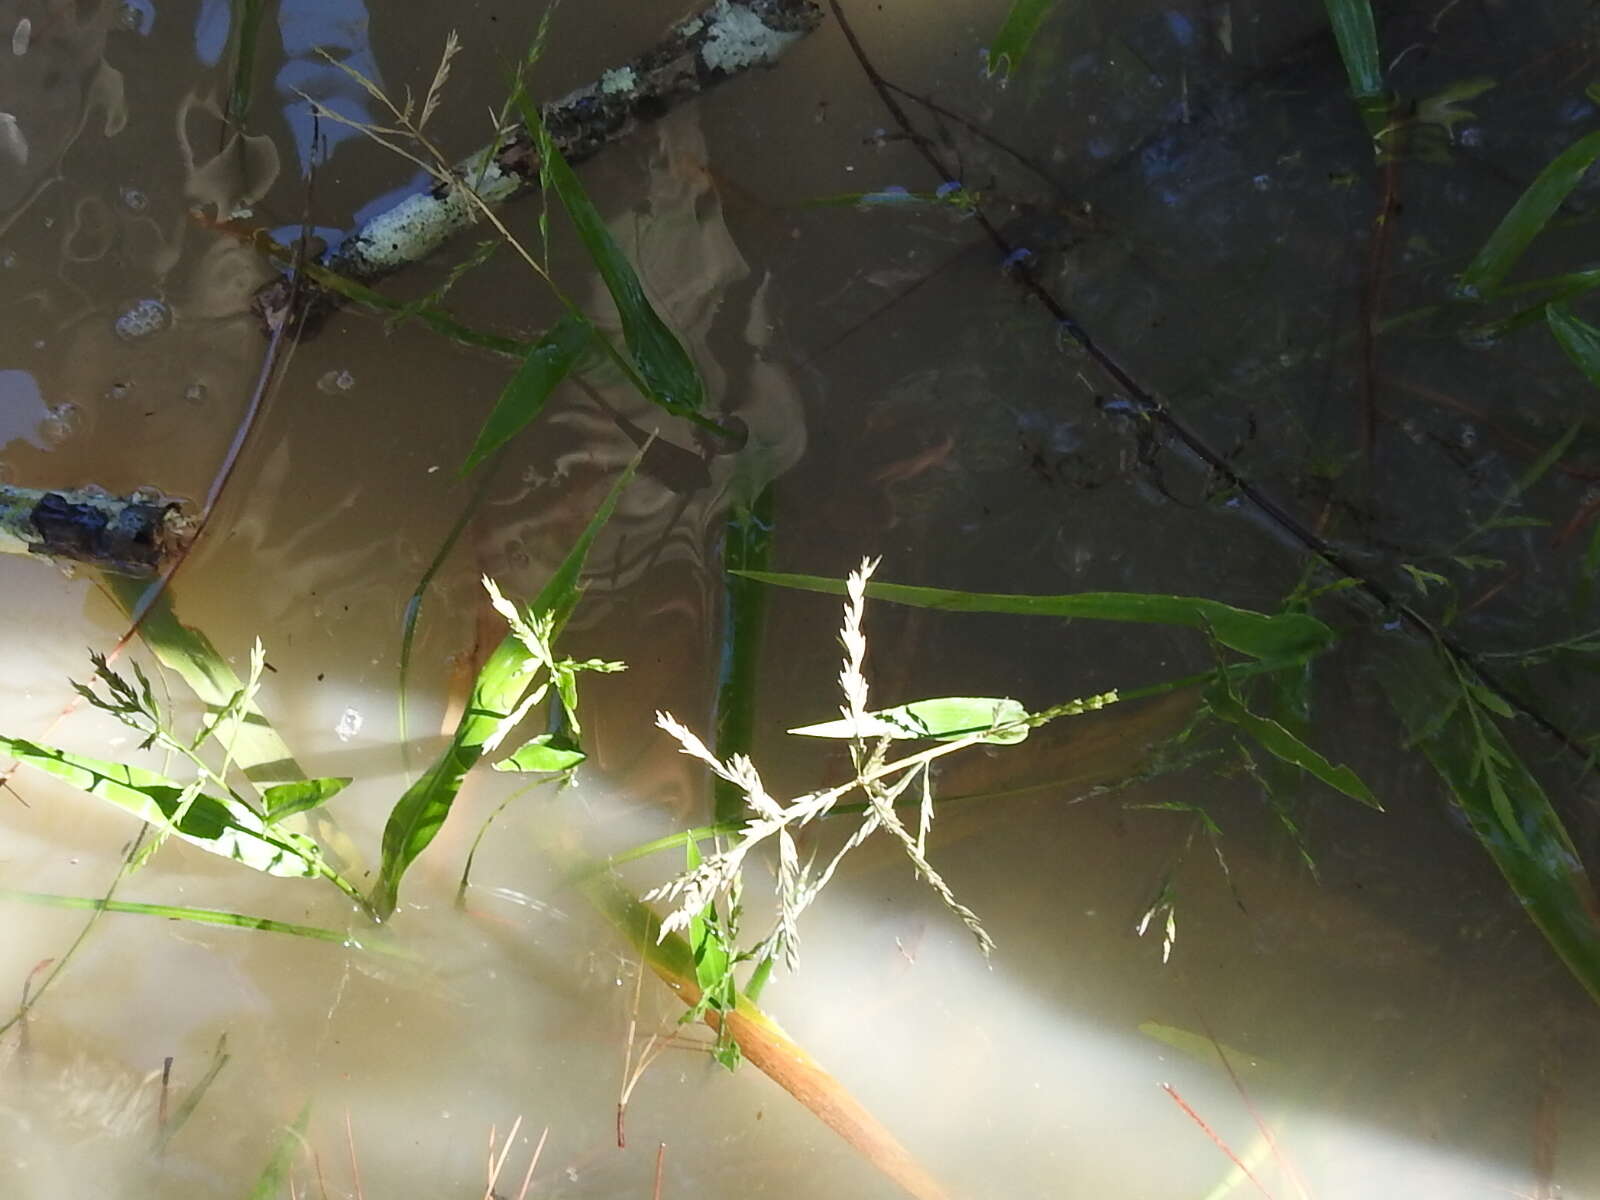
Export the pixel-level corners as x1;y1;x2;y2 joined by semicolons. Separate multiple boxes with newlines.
1;0;1598;1196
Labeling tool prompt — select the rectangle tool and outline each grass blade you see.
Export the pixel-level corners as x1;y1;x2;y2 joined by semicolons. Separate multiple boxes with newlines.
224;0;269;129
735;572;1334;660
981;0;1061;80
370;449;644;919
1322;0;1383;100
1382;641;1600;1005
0;888;412;956
518;97;706;417
1547;302;1600;389
262;777;351;823
103;576;301;784
1459;130;1600;298
155;1033;230;1152
459;309;594;475
0;736;332;880
1205;681;1381;810
248;1100;312;1200
791;696;1031;745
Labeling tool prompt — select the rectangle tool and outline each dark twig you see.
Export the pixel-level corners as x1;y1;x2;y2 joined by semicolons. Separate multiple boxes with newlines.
824;0;1591;764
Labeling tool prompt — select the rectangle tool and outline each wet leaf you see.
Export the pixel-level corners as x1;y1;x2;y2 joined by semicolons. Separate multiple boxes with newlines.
493;733;586;773
1459;130;1600;298
370;449;642;920
982;0;1061;80
735;572;1334;660
790;696;1030;745
262;777;351;824
459;309;593;475
1323;0;1383;100
0;736;329;878
1204;684;1382;810
523;104;705;417
1381;640;1600;1006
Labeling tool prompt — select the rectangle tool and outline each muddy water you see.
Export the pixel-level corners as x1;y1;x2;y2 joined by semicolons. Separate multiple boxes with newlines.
3;1;1599;1197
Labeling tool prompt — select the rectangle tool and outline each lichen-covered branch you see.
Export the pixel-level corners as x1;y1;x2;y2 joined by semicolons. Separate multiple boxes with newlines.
0;485;189;576
254;0;823;331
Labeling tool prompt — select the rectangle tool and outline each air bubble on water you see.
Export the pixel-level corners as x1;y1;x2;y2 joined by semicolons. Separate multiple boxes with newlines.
1;250;15;269
1450;281;1482;302
78;481;108;499
106;381;131;402
335;707;363;742
12;18;29;56
1458;324;1499;350
317;368;355;394
183;382;207;405
113;297;170;342
41;404;78;443
1252;173;1271;191
118;187;148;212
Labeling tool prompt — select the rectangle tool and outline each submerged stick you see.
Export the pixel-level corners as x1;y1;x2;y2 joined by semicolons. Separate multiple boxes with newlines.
0;483;189;576
254;0;824;332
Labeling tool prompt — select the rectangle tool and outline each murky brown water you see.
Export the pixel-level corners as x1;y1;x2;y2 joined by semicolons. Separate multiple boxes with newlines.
3;0;1599;1196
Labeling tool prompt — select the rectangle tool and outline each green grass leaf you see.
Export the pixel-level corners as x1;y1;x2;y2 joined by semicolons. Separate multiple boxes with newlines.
791;696;1030;745
522;103;705;417
493;733;586;773
1382;641;1600;1005
370;449;643;919
459;309;593;475
1547;302;1600;389
248;1100;311;1200
262;777;351;824
1459;130;1600;298
1322;0;1383;100
103;577;301;784
0;887;413;957
735;572;1334;660
981;0;1061;80
1205;684;1382;810
0;736;332;879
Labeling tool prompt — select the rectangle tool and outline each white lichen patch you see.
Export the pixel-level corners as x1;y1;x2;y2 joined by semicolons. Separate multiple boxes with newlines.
344;157;520;276
699;1;804;74
601;66;636;95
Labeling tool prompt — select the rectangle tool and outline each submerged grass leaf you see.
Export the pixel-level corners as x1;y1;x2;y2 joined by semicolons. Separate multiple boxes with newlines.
248;1100;312;1200
1205;681;1382;810
1322;0;1383;100
155;1033;230;1152
1547;302;1600;389
1459;129;1600;298
0;888;411;957
1382;639;1600;1005
517;96;706;418
371;449;642;919
459;309;594;475
981;0;1061;80
736;572;1334;660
